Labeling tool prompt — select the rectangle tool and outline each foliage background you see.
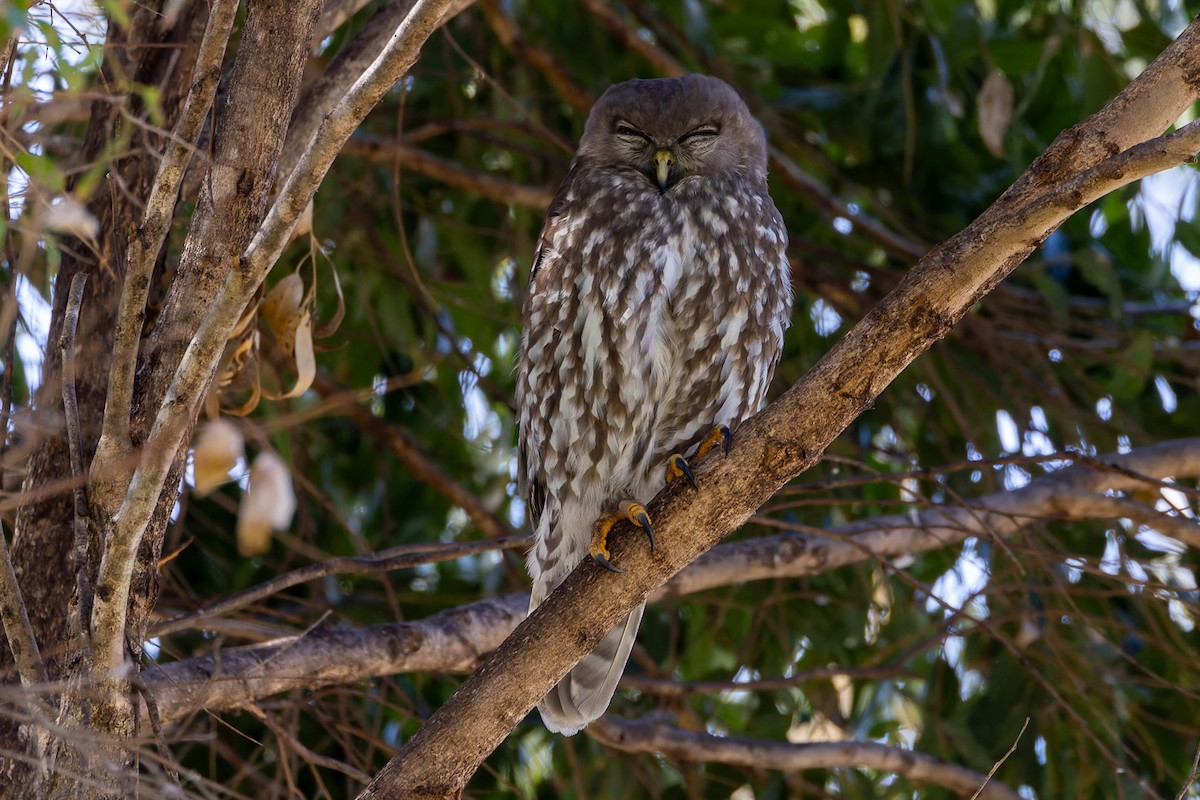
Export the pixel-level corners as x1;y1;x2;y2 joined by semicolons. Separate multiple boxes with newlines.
4;0;1200;797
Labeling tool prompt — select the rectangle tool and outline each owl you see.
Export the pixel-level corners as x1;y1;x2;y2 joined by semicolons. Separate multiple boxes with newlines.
517;75;792;735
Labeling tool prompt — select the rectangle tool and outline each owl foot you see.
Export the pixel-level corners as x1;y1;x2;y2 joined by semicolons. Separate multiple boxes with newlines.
664;425;733;489
590;500;655;573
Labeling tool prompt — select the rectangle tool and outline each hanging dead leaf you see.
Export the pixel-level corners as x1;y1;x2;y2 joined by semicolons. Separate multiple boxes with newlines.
237;451;296;556
265;311;316;399
978;69;1014;158
262;272;305;352
192;419;244;497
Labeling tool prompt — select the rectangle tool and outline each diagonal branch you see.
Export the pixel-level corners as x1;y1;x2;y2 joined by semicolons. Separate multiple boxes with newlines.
589;716;1023;800
359;17;1200;797
142;436;1200;724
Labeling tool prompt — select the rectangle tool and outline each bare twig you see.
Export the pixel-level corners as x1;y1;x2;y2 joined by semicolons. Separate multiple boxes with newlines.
59;272;91;638
150;534;529;638
133;679;181;790
254;707;373;784
663;437;1200;598
479;0;594;113
589;716;1022;800
312;373;517;541
340;134;554;209
971;717;1029;800
0;521;45;688
1177;740;1200;800
578;0;687;78
622;664;915;696
278;0;478;181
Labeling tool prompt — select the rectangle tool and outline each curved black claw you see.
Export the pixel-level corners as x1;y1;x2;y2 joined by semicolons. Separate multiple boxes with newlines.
668;453;698;489
592;551;626;573
636;510;656;552
719;425;733;455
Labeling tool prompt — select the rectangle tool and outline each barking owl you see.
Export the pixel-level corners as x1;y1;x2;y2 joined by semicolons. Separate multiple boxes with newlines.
517;75;792;735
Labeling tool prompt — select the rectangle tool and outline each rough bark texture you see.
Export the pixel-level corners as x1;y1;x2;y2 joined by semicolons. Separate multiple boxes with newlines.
3;3;210;791
357;17;1200;798
87;0;323;683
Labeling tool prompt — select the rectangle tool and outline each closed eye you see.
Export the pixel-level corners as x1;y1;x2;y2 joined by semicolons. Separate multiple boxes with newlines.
679;124;719;143
614;121;648;139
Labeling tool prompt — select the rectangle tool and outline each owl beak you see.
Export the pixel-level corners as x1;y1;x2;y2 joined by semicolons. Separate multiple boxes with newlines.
652;148;676;190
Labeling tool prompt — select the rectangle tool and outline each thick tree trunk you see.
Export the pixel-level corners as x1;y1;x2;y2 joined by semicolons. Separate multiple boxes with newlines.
3;4;208;792
3;0;322;794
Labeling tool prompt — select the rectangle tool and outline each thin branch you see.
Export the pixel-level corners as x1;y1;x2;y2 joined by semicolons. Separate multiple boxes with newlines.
340;134;554;209
59;272;90;639
358;17;1200;794
768;145;926;261
312;373;517;541
1177;739;1200;800
93;0;238;485
0;520;45;688
578;0;687;78
971;718;1029;800
478;0;595;113
663;437;1200;598
150;534;529;638
588;716;1022;800
278;0;478;182
622;664;916;697
254;707;373;784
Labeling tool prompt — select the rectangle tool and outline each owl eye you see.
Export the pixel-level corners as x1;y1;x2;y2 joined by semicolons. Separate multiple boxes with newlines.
679;124;720;144
614;122;647;139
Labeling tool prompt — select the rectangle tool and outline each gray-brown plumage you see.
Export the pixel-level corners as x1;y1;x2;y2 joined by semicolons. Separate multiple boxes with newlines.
517;75;792;735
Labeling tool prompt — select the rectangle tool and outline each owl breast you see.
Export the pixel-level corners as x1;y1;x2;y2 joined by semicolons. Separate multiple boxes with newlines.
566;171;789;505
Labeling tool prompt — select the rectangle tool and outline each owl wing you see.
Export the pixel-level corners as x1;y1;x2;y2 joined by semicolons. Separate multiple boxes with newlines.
517;158;586;539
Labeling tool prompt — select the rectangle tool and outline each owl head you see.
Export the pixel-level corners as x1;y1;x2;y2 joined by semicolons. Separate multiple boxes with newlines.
577;75;769;192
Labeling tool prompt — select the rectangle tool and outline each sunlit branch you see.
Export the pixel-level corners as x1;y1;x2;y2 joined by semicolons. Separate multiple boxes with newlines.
588;716;1023;800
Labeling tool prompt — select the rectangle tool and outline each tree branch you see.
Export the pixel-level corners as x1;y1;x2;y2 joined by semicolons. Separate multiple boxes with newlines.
358;18;1200;796
150;535;528;638
0;520;44;688
92;0;238;492
148;594;527;724
277;0;478;183
588;716;1022;800
89;0;326;700
143;437;1200;723
58;273;91;639
339;134;554;209
662;436;1200;598
88;0;471;718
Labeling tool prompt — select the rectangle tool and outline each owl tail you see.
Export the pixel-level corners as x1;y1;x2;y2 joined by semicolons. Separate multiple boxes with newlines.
536;602;645;736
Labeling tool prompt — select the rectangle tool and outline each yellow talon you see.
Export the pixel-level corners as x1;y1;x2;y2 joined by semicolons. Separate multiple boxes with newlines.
589;500;655;572
664;426;732;490
695;424;733;460
666;453;698;489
